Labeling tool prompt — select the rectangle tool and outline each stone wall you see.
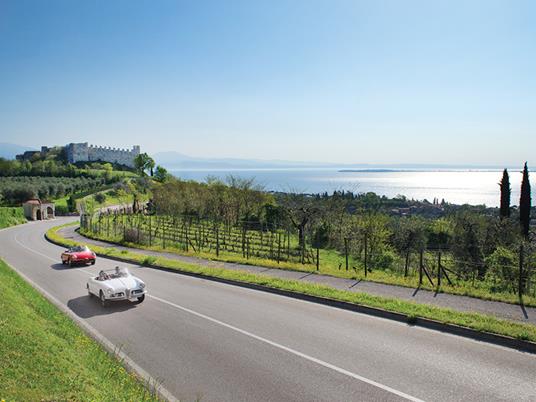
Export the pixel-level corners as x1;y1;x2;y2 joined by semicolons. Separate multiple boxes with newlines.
66;143;140;168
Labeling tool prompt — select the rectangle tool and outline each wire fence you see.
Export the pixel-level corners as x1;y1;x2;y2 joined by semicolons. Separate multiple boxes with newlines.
81;209;536;298
81;209;317;266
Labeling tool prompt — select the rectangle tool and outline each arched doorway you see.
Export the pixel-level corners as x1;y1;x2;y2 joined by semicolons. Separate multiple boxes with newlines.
47;206;54;219
36;209;42;220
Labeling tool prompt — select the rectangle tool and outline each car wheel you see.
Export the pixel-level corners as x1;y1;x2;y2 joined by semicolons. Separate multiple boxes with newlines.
69;258;74;267
61;259;66;265
91;260;96;265
136;295;145;304
100;291;108;307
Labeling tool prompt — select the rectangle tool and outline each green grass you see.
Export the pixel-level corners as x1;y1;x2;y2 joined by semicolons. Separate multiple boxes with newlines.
0;207;27;229
0;258;160;401
49;222;536;344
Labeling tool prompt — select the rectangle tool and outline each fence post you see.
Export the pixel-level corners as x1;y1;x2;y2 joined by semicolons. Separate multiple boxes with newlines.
185;223;189;252
519;244;524;297
301;235;305;264
437;251;441;288
242;227;246;258
287;229;290;260
216;226;220;257
162;219;166;249
316;247;320;271
364;235;368;277
276;232;281;264
419;249;423;286
344;237;349;271
149;215;152;246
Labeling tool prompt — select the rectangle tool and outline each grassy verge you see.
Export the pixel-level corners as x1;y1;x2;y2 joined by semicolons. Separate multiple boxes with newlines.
0;258;160;401
79;227;536;308
49;223;536;344
0;207;27;229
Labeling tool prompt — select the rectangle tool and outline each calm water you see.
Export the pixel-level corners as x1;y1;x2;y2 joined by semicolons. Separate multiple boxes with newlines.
170;168;535;207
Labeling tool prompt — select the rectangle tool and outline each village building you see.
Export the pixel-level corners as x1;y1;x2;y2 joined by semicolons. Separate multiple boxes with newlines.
22;199;55;221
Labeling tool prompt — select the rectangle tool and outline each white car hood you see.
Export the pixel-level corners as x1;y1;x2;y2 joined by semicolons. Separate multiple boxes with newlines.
105;276;139;291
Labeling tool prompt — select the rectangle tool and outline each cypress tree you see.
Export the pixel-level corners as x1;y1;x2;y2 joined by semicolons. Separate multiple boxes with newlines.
519;162;531;239
499;168;511;218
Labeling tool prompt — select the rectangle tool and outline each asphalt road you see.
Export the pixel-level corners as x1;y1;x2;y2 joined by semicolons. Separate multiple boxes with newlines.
1;218;535;402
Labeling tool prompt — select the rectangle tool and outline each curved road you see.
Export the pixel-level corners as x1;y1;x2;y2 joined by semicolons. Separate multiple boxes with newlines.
1;218;535;402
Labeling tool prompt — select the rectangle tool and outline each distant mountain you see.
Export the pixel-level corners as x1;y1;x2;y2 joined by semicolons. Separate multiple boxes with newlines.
154;151;338;169
0;143;36;160
154;151;511;171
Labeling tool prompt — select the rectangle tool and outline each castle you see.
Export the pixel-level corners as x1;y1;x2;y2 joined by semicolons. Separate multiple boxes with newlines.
66;142;141;168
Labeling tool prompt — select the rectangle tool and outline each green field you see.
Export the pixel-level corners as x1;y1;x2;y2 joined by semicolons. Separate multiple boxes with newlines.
49;223;536;344
0;207;27;229
0;259;160;401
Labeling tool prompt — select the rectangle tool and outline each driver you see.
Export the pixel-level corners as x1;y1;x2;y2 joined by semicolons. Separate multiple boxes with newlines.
98;270;108;280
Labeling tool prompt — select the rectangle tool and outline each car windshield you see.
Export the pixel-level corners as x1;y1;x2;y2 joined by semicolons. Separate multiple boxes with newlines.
96;267;129;281
113;267;129;278
69;246;88;252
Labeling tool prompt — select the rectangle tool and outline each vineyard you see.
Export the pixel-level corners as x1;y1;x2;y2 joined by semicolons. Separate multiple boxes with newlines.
81;210;317;266
80;210;536;302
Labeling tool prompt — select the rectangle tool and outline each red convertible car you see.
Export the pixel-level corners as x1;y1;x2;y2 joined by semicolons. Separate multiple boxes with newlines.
61;245;96;266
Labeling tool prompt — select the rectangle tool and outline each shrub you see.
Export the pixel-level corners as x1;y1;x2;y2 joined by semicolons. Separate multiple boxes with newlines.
485;246;519;293
141;256;156;266
94;192;106;204
123;228;147;245
55;205;70;216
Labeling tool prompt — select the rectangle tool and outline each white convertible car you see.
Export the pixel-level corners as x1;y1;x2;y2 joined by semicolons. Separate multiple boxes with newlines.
87;267;146;307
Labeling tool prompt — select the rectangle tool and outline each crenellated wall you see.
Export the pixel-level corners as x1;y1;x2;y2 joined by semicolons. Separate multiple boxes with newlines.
66;142;140;167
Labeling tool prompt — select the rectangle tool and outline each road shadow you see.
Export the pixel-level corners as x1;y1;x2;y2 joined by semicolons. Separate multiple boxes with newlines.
67;295;139;318
51;263;93;271
519;296;529;320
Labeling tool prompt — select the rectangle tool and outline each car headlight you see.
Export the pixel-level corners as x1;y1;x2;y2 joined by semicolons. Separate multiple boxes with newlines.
138;282;145;289
107;289;113;295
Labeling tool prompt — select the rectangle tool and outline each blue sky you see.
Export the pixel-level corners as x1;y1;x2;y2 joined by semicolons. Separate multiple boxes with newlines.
0;0;535;165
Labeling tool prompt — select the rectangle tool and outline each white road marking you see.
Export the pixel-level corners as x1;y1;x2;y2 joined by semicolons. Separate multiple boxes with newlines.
149;294;425;402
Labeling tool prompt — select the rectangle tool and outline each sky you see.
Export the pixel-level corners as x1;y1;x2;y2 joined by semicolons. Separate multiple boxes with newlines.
0;0;535;165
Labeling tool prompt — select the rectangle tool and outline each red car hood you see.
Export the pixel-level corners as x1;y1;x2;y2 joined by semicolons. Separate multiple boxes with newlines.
66;251;94;258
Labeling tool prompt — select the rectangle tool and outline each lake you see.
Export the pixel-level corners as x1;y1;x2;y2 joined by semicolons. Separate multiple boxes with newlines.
170;168;534;207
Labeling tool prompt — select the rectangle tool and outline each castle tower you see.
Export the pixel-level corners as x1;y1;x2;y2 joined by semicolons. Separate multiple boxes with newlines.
66;142;89;164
